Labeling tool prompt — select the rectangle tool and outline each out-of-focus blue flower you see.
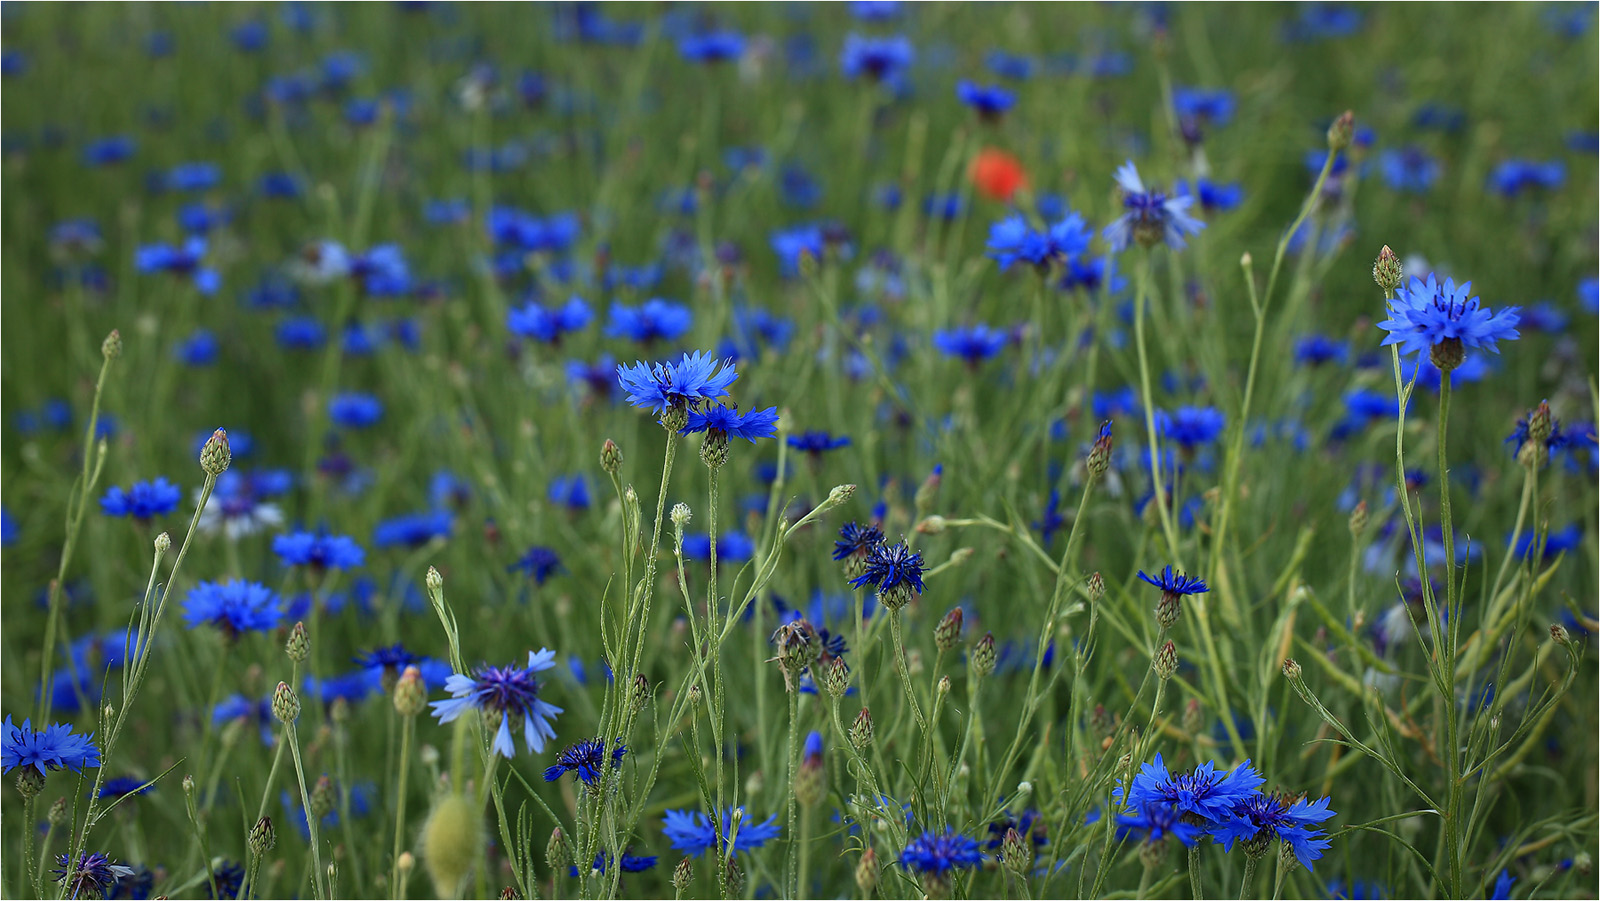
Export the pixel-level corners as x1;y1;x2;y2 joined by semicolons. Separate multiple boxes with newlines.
509;296;592;344
840;33;913;81
1104;161;1205;252
1379;146;1441;193
1280;4;1364;42
1295;334;1349;366
173;328;220;366
277;317;327;350
1175;179;1244;212
1488;159;1566;197
165;161;220;192
373;510;453;549
957;80;1015;119
933;324;1008;364
605;299;692;344
771;225;826;277
272;531;366;570
662;808;781;856
83;136;136;167
679;30;745;63
1509;522;1584;560
101;479;182;520
1173;87;1235;127
1156;406;1226;449
509;546;563;584
136;237;220;295
182;580;284;637
329;392;384;428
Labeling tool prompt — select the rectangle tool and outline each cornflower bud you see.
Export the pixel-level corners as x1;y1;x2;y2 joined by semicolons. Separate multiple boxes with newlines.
855;847;878;896
600;439;623;475
1348;500;1368;537
1551;624;1570;646
1153;640;1178;681
660;406;689;434
394;666;426;717
916;514;947;535
249;816;276;856
1327;110;1355;152
672;857;693;894
794;732;825;807
425;567;443;594
1087;421;1113;477
671;503;692;529
1001;827;1031;878
934;608;963;652
309;775;336;820
271;681;300;723
102;329;122;361
699;431;730;470
545;827;568;872
1182;698;1203;736
1087;572;1106;601
849;708;874;750
285;621;309;662
1282;658;1303;681
200;428;231;476
1373;245;1402;293
820;656;850;698
48;797;69;826
155;532;171;554
971;632;997;678
631;674;651;714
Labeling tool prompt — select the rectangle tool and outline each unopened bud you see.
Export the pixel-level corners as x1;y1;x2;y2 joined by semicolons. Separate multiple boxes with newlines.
971;632;996;678
1182;698;1203;736
200;428;231;476
631;673;651;714
15;768;46;799
499;887;520;900
937;675;951;696
155;532;171;554
1327;110;1355;152
309;775;336;820
286;622;309;662
249;816;276;856
425;566;443;594
671;503;692;529
688;684;703;708
849;708;874;750
1087;572;1105;601
827;483;857;506
182;775;196;796
699;431;730;470
394;666;427;716
934;608;963;652
1153;640;1178;680
48;797;69;826
1087;421;1113;476
1348;501;1368;537
398;851;415;872
1550;624;1570;646
855;847;878;896
1001;827;1031;876
820;656;850;698
102;329;122;361
916;514;947;535
1282;658;1303;681
600;439;623;475
272;681;300;723
672;857;693;893
546;827;568;872
1373;245;1402;293
914;465;942;516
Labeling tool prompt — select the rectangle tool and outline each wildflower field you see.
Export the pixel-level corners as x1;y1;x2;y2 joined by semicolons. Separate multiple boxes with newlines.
3;2;1598;899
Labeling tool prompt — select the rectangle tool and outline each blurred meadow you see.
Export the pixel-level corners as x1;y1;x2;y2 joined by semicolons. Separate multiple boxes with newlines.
1;2;1597;899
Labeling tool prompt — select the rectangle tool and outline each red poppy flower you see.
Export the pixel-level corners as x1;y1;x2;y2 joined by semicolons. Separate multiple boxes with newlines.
970;149;1028;202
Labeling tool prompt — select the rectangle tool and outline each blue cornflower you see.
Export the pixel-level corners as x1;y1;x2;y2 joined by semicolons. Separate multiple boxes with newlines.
934;324;1009;365
96;775;152;799
101;478;182;520
771;224;825;277
681;531;756;564
430;649;563;758
509;546;563;584
681;404;781;443
183;580;284;637
277;317;326;350
679;30;744;63
1212;792;1335;869
353;644;419;688
1295;334;1349;366
271;531;365;570
840;33;913;81
834;521;885;562
1156;406;1227;450
1505;403;1567;463
985;49;1033;79
662;808;782;856
508;296;591;344
2;507;16;546
1104;161;1206;252
901;828;984;876
570;851;659;877
548;474;591;511
165;161;220;192
373;510;453;549
1377;273;1520;361
617;351;738;414
1116;799;1204;845
957;80;1015;120
1118;753;1264;823
1034;489;1066;545
82;135;137;167
789;431;852;455
850;539;925;608
329;392;384;428
1137;567;1209;597
1173;87;1235;127
198;469;290;539
2;716;102;775
173;328;220;366
214;693;276;743
351;244;411;297
54;852;134;899
851;1;903;21
1380;146;1441;193
136;236;220;295
986;213;1091;272
543;738;626;785
1488;159;1565;197
1490;869;1516;900
605;299;692;344
1175;178;1244;212
1509;522;1584;560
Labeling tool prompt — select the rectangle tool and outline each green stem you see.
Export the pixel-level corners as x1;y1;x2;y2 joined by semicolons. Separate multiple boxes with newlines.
1136;859;1156;900
1132;254;1183;565
1188;841;1204;900
391;715;415;901
1436;372;1463;899
286;722;327;900
25;797;39;898
785;689;800;898
888;611;925;731
1240;855;1259;900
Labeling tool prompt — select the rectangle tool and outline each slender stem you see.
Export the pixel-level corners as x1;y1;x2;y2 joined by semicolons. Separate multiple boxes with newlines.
797;805;812;901
1271;854;1287;900
24;797;38;897
390;715;415;901
286;722;327;900
1143;676;1169;764
888;611;925;731
1240;855;1259;900
1132;254;1182;564
1188;841;1204;900
785;689;800;899
1136;858;1156;900
1436;372;1464;899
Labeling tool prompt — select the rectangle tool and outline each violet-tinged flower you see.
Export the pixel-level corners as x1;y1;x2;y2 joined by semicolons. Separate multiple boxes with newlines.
429;649;563;758
53;852;134;899
900;828;984;875
1211;792;1335;869
1117;799;1204;845
1116;752;1263;823
1104;161;1205;252
543;737;626;785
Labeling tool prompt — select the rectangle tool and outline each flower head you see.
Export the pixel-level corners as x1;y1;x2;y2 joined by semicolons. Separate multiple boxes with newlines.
1211;792;1335;869
53;852;134;899
508;546;563;584
1117;753;1265;823
605;299;692;344
681;405;780;443
508;296;591;344
840;33;913;81
957;80;1015;120
617;352;738;415
182;580;284;637
933;324;1009;365
2;716;102;775
849;539;925;609
1103;161;1206;252
429;649;563;758
271;531;365;570
662;808;782;856
900;828;983;876
1137;566;1209;596
100;478;182;520
1377;273;1520;360
543;738;626;786
1116;799;1203;846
